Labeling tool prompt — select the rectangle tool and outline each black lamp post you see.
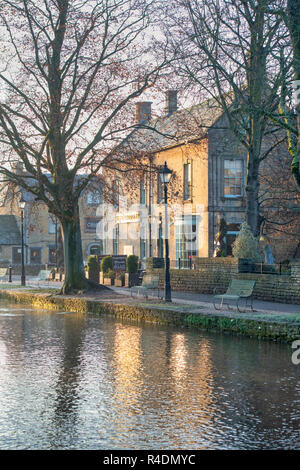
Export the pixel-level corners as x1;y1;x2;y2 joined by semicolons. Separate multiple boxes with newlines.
19;197;26;286
159;161;172;302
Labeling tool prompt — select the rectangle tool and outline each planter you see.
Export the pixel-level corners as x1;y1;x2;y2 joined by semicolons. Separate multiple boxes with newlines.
103;278;114;286
87;269;100;284
115;279;125;287
125;272;139;288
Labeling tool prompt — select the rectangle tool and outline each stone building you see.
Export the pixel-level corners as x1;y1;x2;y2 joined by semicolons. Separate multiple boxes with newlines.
0;177;103;268
100;90;299;267
101;92;249;267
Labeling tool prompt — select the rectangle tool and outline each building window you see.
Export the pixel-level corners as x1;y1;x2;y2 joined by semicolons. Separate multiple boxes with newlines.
48;246;56;265
113;225;119;255
140;225;147;259
30;248;41;264
140;238;146;259
48;215;57;234
84;217;101;233
112;180;119;210
224;160;243;197
158;215;163;258
12;247;22;264
140;178;146;205
86;189;102;206
157;174;163;203
89;244;102;255
183;162;192;200
175;215;197;268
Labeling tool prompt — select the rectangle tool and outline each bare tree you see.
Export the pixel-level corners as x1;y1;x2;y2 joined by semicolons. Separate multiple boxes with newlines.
165;0;291;236
0;0;173;293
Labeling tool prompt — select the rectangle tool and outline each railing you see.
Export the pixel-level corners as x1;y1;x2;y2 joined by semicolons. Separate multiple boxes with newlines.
169;258;195;270
250;262;291;276
167;259;291;275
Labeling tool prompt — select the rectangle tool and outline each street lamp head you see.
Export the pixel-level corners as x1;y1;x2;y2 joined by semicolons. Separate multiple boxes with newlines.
159;161;172;184
19;195;26;210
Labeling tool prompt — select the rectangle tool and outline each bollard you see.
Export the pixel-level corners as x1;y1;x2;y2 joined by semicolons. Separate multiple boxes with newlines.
8;265;12;283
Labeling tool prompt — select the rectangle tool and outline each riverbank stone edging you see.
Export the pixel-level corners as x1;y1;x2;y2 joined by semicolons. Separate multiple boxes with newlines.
0;289;299;343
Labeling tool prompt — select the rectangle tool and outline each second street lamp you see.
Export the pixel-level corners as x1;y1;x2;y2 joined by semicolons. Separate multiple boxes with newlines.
159;161;172;302
19;197;26;287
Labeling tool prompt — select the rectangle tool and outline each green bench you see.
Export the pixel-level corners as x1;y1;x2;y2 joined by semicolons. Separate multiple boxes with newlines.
213;279;256;312
31;270;52;285
130;274;161;299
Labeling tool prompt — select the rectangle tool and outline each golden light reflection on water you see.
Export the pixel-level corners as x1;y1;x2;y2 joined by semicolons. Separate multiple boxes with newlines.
112;324;143;409
170;333;187;383
167;335;216;449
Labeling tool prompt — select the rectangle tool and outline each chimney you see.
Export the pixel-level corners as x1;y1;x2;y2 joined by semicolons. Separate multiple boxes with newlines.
165;90;178;116
136;101;152;124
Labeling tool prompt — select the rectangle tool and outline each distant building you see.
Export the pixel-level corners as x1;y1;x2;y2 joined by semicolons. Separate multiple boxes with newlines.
0;177;103;267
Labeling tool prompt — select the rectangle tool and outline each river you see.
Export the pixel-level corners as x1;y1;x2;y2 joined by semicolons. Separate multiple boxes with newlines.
0;301;299;450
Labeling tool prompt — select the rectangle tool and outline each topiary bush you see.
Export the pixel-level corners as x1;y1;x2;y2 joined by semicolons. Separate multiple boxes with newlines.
101;255;113;273
232;222;262;262
87;255;99;271
126;255;138;273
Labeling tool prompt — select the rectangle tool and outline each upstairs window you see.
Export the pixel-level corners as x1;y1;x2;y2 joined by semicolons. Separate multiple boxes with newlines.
224;160;243;197
183;162;192;200
86;189;102;205
157;175;164;204
84;217;101;233
112;180;119;210
140;179;146;205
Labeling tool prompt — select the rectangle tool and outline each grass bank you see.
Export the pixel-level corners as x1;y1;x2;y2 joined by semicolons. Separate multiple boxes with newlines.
0;287;299;343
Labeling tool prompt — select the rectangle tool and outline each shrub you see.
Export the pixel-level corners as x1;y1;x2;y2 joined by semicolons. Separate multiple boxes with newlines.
101;255;113;273
103;269;115;279
87;255;99;271
232;222;262;262
126;255;138;273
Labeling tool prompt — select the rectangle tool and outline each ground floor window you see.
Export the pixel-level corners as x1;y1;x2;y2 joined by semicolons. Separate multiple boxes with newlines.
140;238;146;259
158;219;163;258
113;226;119;256
30;248;41;264
175;215;198;268
225;224;240;256
48;246;57;265
89;244;102;255
12;246;22;264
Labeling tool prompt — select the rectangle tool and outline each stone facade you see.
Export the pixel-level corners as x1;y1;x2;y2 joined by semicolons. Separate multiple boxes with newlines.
0;183;104;268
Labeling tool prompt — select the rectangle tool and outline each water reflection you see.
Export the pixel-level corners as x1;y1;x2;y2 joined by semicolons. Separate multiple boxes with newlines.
0;302;298;450
51;315;87;448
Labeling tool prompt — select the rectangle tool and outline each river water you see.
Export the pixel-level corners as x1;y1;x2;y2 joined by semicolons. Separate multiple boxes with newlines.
0;301;299;450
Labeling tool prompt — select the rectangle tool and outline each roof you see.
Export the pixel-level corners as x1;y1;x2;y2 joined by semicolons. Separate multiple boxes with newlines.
118;97;226;156
0;215;21;245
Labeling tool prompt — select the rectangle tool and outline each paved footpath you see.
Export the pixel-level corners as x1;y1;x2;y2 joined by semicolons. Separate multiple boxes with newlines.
110;286;300;315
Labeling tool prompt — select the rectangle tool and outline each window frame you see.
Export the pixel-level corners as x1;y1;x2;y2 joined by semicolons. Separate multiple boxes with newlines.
223;159;243;198
183;161;192;201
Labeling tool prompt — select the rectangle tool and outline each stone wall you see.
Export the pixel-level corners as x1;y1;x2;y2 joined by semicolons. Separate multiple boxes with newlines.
146;257;300;304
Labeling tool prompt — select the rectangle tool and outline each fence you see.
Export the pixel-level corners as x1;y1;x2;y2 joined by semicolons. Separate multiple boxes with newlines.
168;258;290;275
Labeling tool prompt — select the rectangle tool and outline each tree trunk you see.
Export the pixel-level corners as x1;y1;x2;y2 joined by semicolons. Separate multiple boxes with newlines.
60;203;88;294
245;153;261;237
246;118;263;237
288;0;300;188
